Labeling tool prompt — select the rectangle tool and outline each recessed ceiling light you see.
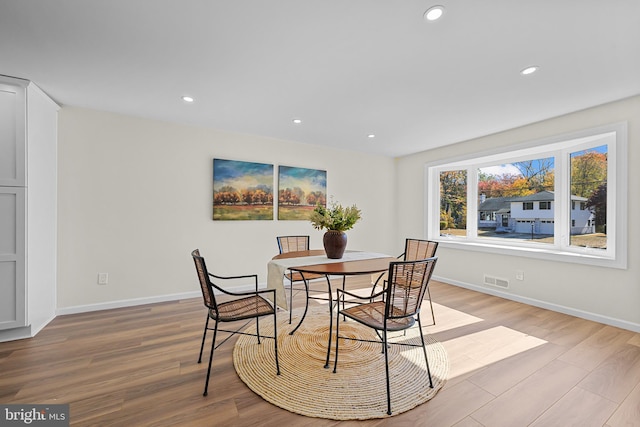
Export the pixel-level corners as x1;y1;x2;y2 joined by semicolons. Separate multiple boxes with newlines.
424;5;445;21
182;96;194;103
520;66;539;76
292;118;302;124
367;134;376;139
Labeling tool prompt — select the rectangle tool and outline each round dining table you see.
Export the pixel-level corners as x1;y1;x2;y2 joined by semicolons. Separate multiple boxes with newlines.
272;249;396;368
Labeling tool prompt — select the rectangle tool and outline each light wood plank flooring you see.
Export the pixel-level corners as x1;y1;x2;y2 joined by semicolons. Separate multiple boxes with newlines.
1;277;639;426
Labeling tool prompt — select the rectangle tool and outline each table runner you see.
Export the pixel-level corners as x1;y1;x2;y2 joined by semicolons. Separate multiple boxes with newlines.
267;251;391;309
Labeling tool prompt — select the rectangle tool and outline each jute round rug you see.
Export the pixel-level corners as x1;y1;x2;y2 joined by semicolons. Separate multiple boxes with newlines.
233;306;448;420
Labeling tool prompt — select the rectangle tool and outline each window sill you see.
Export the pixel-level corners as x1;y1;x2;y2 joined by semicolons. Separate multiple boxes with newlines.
435;237;626;270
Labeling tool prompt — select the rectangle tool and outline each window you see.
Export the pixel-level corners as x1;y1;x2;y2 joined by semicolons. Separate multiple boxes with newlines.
570;144;607;248
439;170;467;236
426;123;627;269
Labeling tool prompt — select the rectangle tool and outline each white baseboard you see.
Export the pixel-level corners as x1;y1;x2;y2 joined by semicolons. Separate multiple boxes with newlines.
0;314;58;343
0;325;33;343
13;277;639;341
54;281;277;316
6;282;283;342
434;275;640;333
56;290;202;316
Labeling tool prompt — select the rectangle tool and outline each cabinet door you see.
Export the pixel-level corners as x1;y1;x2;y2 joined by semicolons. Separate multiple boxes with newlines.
0;187;26;329
0;79;27;187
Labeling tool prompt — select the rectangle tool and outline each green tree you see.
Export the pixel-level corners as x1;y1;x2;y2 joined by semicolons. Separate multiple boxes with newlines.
586;183;607;233
478;173;518;198
571;151;607;198
513;158;553;192
440;170;467;229
507;177;536;197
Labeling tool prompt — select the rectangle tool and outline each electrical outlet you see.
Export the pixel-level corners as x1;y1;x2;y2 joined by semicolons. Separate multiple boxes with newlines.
515;270;524;281
98;273;108;285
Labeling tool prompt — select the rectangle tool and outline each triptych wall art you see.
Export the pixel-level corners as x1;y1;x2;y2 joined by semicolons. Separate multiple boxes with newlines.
212;158;327;221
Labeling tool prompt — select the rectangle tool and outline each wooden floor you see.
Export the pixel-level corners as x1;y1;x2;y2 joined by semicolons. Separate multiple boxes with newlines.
1;277;639;426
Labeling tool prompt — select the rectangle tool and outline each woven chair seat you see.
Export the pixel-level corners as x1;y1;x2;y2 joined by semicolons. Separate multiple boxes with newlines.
342;301;415;331
212;295;275;322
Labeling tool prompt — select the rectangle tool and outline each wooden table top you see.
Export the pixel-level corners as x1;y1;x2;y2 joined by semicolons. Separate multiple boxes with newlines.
272;250;396;276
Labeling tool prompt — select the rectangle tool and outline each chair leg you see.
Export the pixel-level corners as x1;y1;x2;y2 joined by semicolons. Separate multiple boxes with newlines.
383;328;392;415
198;314;210;363
340;277;350;323
273;310;281;375
256;316;261;344
288;276;294;324
341;276;346;314
332;309;341;373
290;277;310;335
427;287;436;325
203;321;219;396
370;272;384;298
417;315;434;388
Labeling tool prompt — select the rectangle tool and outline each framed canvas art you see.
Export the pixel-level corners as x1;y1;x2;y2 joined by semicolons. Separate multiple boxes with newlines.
213;159;274;220
278;165;327;220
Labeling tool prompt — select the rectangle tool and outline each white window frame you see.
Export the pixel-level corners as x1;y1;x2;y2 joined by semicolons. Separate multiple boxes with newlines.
425;123;627;269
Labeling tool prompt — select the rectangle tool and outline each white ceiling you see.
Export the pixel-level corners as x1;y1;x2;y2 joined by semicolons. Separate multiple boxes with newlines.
1;1;639;157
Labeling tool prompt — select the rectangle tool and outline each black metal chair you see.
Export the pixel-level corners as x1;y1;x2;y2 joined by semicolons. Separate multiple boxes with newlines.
402;239;438;324
372;238;439;324
192;249;280;396
334;257;438;415
276;236;323;324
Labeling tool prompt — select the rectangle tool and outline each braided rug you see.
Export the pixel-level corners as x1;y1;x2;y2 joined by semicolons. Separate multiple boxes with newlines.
233;306;448;420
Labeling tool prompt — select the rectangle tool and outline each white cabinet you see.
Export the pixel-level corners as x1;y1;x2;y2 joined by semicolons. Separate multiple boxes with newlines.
0;81;26;187
0;187;26;329
0;75;58;340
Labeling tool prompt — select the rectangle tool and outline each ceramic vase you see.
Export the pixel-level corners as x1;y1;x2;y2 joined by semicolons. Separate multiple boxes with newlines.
323;230;347;259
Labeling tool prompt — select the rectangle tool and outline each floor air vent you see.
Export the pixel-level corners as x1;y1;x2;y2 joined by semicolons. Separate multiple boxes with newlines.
483;274;510;288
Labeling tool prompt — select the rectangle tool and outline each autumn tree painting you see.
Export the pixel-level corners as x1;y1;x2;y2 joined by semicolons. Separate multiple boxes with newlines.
213;159;274;220
278;166;326;220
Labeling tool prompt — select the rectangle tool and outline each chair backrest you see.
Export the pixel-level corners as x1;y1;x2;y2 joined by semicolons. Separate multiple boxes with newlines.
277;235;310;254
192;249;218;312
385;257;438;320
403;238;438;261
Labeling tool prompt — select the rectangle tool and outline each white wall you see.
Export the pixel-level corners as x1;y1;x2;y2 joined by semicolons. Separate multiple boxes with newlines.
396;95;640;331
57;107;396;311
57;97;640;332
